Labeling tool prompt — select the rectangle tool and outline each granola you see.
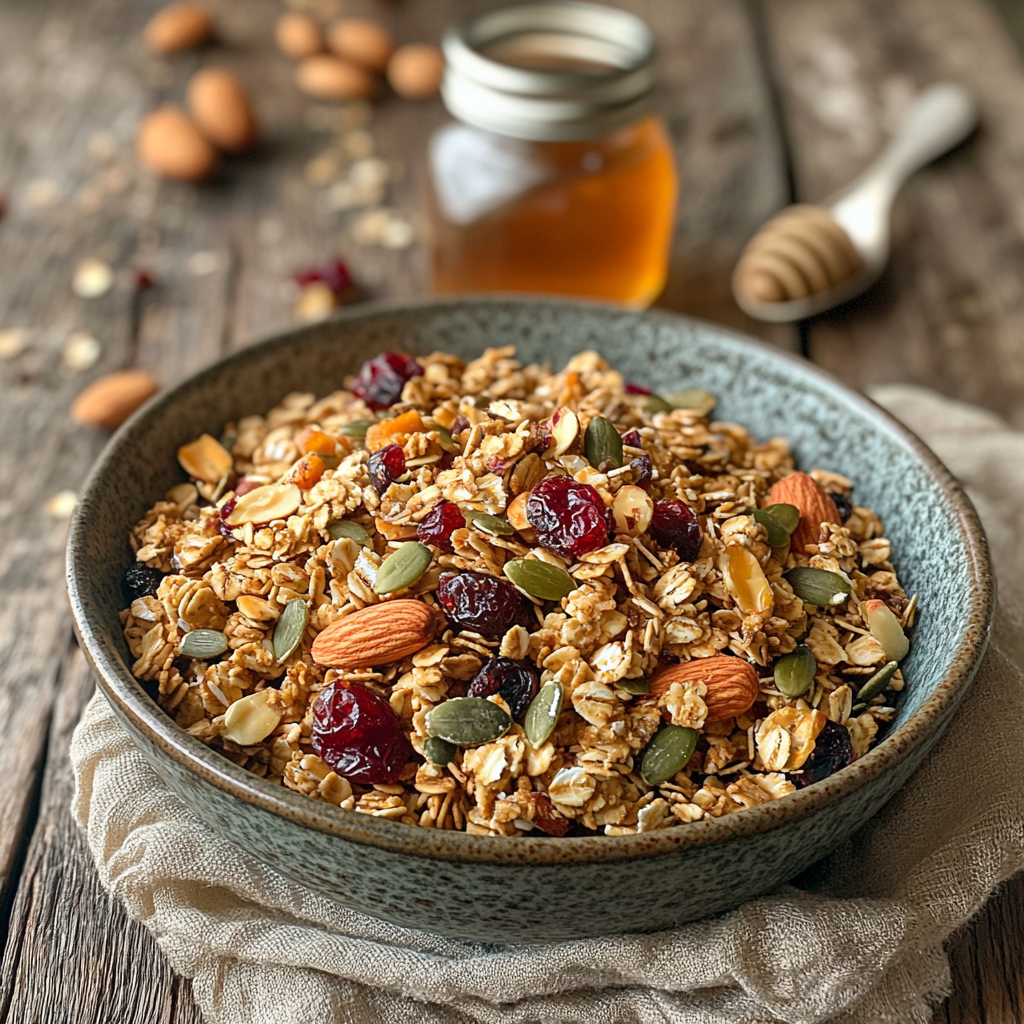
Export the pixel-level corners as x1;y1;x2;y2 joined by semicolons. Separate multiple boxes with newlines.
120;347;914;836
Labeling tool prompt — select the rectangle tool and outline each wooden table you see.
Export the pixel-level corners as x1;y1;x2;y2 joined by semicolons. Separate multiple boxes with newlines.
1;0;1023;1019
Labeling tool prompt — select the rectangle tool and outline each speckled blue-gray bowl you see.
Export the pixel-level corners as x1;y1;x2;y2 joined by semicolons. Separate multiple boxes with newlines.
67;298;992;941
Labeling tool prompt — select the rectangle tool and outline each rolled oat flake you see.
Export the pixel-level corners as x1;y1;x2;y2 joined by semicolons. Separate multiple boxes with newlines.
180;629;229;658
425;696;512;745
504;558;576;601
373;541;432;594
639;724;697;786
523;681;563;747
272;598;308;663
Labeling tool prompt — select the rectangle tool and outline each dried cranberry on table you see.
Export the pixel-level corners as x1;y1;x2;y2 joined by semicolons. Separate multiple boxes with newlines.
368;444;407;495
437;570;527;637
350;352;423;411
294;258;354;297
417;501;466;549
526;475;611;559
468;656;539;721
311;682;411;784
649;500;701;561
829;491;853;522
123;564;164;601
787;719;853;789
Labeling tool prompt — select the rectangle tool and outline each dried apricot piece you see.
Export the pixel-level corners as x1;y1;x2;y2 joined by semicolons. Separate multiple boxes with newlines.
291;452;326;489
296;427;337;456
365;409;425;452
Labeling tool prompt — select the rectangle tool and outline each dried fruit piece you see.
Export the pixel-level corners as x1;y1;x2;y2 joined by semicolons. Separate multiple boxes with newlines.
312;682;411;783
788;719;852;788
829;491;854;522
752;503;799;547
124;564;164;601
862;599;910;661
640;725;698;785
311;600;436;668
503;558;576;602
423;735;457;766
365;409;425;452
769;472;841;553
526;476;610;559
328;519;371;545
177;433;233;483
583;416;623;470
858;660;899;702
784;566;851;607
417;502;466;549
223;690;283;746
425;697;512;746
649;501;701;561
180;629;228;658
720;545;774;616
611;485;654;537
651;656;759;721
373;541;432;595
272;599;308;663
468;656;539;721
350;352;423;410
437;571;526;636
225;483;302;525
773;644;816;698
290;452;326;489
294;258;355;299
462;509;514;536
523;681;563;747
367;444;407;494
757;706;828;771
297;427;337;456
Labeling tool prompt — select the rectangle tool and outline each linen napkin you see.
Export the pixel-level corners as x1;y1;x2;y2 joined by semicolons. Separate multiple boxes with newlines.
71;385;1024;1024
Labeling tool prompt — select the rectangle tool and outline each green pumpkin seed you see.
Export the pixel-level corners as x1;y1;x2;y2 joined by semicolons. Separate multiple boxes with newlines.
373;541;432;595
524;682;563;747
338;418;376;438
639;725;698;786
180;629;228;658
664;388;716;417
272;599;308;663
643;395;673;414
425;697;512;746
617;678;650;695
584;416;623;470
784;566;852;607
328;519;371;545
504;558;577;601
463;509;514;536
857;660;899;702
850;702;866;715
774;644;816;697
219;428;238;453
473;395;491;409
752;503;800;547
431;425;456;451
423;735;457;765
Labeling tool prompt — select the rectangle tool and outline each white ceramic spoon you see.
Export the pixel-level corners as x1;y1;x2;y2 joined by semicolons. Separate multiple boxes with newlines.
733;83;979;323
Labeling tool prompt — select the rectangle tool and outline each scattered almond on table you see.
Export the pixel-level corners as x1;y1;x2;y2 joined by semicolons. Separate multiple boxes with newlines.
137;105;218;181
187;68;259;152
144;1;215;54
326;18;395;73
275;13;324;60
387;43;444;100
71;369;159;430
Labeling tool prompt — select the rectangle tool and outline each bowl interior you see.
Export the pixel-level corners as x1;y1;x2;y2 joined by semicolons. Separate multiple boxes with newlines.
68;298;991;855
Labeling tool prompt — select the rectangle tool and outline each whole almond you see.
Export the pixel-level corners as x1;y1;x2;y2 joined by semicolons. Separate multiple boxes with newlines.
187;69;258;152
136;106;218;181
144;2;214;53
651;656;760;722
275;13;324;60
311;600;437;668
768;471;840;553
296;55;378;100
71;370;159;430
326;18;394;71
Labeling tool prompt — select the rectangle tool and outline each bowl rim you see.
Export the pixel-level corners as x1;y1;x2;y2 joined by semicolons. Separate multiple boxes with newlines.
67;295;994;866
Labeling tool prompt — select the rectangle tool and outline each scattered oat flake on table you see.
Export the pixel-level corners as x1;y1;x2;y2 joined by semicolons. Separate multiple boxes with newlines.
88;130;119;162
73;258;114;298
44;490;78;519
187;250;224;276
305;153;341;186
341;129;374;159
0;329;26;360
62;332;102;371
25;179;60;209
353;208;415;248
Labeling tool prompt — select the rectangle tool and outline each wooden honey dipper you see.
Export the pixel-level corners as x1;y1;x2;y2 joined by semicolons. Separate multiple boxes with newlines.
733;84;978;322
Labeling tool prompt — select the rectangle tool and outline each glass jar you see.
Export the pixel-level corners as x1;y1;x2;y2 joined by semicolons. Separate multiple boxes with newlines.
427;2;678;308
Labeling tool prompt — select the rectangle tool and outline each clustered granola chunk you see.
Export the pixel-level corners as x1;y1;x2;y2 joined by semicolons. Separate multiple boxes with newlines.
120;347;914;837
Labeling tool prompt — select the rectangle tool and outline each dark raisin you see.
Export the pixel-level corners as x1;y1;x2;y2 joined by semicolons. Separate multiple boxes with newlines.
417;502;466;549
829;491;853;523
449;415;471;437
649;500;701;561
368;444;407;495
350;352;423;411
311;682;411;784
437;571;526;637
123;564;164;601
632;454;653;490
468;656;539;721
787;719;853;789
526;475;611;559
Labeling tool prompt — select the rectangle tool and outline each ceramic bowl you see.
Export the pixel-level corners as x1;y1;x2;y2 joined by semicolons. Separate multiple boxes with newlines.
67;298;993;941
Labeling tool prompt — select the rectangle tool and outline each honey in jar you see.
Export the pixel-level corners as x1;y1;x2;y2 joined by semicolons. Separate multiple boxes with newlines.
427;3;678;308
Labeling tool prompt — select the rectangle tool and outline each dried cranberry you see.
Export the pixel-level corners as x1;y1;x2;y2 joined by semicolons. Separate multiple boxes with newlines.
294;258;354;296
133;268;155;291
788;720;853;789
625;382;652;395
526;476;610;559
123;564;164;601
311;682;411;784
437;571;526;637
368;444;406;495
649;500;701;561
468;656;539;721
829;491;853;523
417;502;465;549
350;352;423;411
621;430;642;447
450;415;470;437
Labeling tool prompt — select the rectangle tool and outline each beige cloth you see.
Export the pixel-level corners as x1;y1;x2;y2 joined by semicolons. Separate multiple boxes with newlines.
71;385;1024;1024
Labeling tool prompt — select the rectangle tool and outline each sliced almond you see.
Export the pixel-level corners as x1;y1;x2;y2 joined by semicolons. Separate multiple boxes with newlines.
507;491;532;532
862;599;910;661
178;433;233;483
548;408;579;457
237;595;279;621
225;483;301;525
720;545;773;616
223;690;283;746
